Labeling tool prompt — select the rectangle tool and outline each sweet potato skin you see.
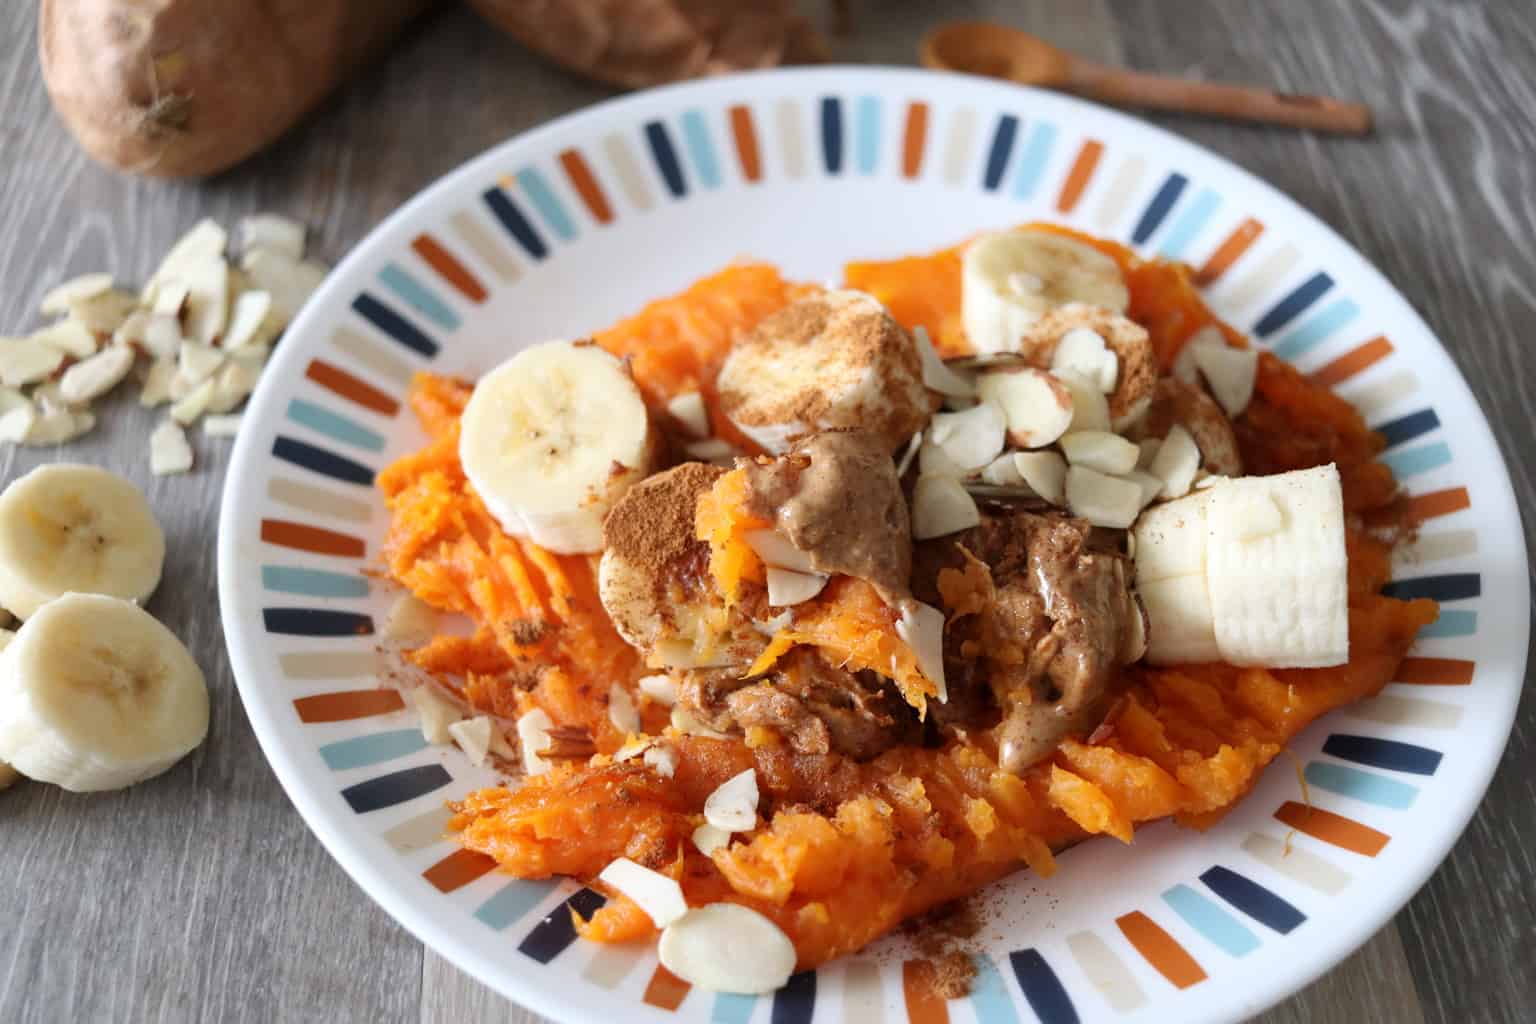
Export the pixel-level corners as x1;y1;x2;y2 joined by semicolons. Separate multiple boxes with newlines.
39;0;432;177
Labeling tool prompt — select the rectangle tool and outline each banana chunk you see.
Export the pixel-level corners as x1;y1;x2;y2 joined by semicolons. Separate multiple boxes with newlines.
0;464;165;619
961;229;1130;354
716;290;932;453
0;593;208;791
459;340;660;555
1133;465;1347;668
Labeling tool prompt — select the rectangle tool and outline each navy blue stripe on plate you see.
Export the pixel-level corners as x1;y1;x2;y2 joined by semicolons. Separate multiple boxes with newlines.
643;121;686;197
351;293;439;357
820;96;843;174
483;187;548;259
1199;866;1306;935
1008;949;1079;1024
1131;172;1188;244
262;608;374;637
983;114;1019;190
272;436;375;486
770;970;817;1024
1381;573;1481;602
341;763;451;813
518;887;606;964
1322;734;1444;776
1254;272;1334;338
1375;407;1441;448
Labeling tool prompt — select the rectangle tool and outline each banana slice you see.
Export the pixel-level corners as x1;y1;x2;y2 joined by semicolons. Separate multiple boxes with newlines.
1133;466;1347;667
716;290;932;453
0;464;165;619
460;340;660;554
0;593;208;791
961;229;1130;354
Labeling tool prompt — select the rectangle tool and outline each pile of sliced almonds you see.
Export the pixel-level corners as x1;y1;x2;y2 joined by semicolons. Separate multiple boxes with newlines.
0;215;328;475
908;307;1258;538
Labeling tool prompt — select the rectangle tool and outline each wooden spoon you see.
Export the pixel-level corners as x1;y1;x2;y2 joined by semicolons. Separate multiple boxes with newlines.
921;22;1372;135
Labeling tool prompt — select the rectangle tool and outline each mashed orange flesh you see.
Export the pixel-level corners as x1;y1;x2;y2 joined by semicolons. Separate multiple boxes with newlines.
379;244;1436;969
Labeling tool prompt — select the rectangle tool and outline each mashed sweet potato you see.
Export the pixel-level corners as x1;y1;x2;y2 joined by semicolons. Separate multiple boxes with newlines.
379;244;1436;971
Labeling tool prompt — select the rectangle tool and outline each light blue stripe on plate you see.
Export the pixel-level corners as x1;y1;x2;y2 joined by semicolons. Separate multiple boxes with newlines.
1270;297;1360;360
681;111;722;189
969;954;1021;1023
474;879;558;930
287;399;386;452
261;565;369;598
319;729;428;770
1156;188;1221;260
378;263;460;331
1304;762;1418;809
514;167;577;239
1418;609;1477;637
1381;441;1453;479
1011;122;1057;199
711;993;757;1024
1162;884;1260;957
855;95;881;174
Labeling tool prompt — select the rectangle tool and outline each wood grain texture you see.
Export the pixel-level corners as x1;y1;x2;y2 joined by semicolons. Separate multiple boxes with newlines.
0;1;1530;1022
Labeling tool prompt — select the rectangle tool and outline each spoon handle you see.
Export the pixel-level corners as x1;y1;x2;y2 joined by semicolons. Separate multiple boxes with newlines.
1067;63;1372;135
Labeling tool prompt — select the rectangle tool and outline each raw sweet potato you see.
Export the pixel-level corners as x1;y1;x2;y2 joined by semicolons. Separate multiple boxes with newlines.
39;0;433;177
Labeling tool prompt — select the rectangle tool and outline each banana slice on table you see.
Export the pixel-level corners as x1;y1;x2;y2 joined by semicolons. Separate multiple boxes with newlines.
716;290;932;453
0;464;165;620
459;340;660;555
0;593;208;791
1133;464;1347;667
961;229;1131;354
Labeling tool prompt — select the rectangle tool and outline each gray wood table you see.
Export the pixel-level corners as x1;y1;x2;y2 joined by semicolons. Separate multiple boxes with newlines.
1;2;1531;1021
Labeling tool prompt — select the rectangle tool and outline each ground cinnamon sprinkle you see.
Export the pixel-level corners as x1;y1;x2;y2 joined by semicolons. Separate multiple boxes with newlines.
603;462;725;577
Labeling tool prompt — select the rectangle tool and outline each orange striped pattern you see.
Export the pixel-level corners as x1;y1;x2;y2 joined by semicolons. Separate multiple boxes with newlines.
901;960;950;1024
293;689;405;723
306;359;400;415
1394;657;1475;686
422;848;498;892
559;149;614;224
1056;140;1104;213
729;106;762;182
262;519;364;558
411;234;487;302
902;102;929;178
642;965;691;1010
1310;336;1394;387
1406;487;1471;522
1195;217;1263;284
1274;801;1390;856
1116;912;1206;989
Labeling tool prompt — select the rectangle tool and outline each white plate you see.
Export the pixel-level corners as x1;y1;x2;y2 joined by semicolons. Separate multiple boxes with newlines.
217;68;1529;1024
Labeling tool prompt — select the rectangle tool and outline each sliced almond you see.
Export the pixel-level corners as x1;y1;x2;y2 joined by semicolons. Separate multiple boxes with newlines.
143;313;184;359
179;341;225;383
608;683;640;734
765;566;829;606
1173;325;1224;384
1119;469;1165;510
30;319;98;359
1148;424;1201;499
1022;304;1155;431
896;600;947;701
928;400;1006;471
1065;465;1143;529
666;391;711;438
207;358;263;414
151;219;229;288
25;408;94;446
670;705;732;739
153;281;191;319
613;736;655;762
448;716;496;767
1135;437;1162;470
383;593;437;645
1060;431;1139;475
911;475;980;540
684;438;736;465
57;345;134;404
704;769;759;832
411;684;462;744
179;256;231;347
67;289;137;334
203;414;242;438
914;325;976;398
1052;369;1111;434
1193;342;1260;419
0;403;37;444
917;439;965;479
242;248;327;326
488;723;516;760
599;858;689;928
516;708;555;776
743;529;816;574
980;453;1025;486
692;822;731;857
643;743;679;777
0;338;65;387
658;904;796;995
1123;592;1149;662
1051;326;1118;393
223;290;277;351
1013;451;1067;506
239;214;306;261
149;419;193;475
39;273;113;315
112;309;150;349
31;381;74;414
637;674;678;707
140;359;176;407
895;429;923;477
170;377;217;424
975;366;1074;449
